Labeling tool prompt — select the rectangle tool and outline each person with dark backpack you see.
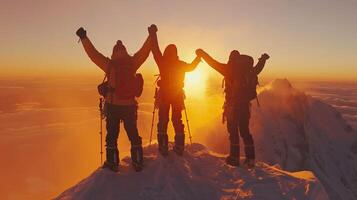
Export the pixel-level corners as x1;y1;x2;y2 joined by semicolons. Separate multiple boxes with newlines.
196;49;269;168
149;25;201;156
75;25;154;172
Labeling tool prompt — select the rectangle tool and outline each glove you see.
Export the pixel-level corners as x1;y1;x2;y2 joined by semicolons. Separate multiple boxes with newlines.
76;27;87;39
260;53;270;60
148;24;158;35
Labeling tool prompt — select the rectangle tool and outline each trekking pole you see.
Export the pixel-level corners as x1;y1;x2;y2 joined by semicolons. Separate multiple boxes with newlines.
183;103;193;145
99;98;104;165
149;88;158;145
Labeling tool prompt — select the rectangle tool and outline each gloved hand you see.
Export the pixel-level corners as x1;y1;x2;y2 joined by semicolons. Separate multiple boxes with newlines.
76;27;87;39
260;53;270;60
148;24;158;35
195;49;205;57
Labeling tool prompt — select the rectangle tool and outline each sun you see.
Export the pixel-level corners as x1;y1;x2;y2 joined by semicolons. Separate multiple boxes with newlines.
184;67;207;99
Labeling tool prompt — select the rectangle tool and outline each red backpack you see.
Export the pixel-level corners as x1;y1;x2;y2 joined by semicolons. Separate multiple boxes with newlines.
98;60;144;98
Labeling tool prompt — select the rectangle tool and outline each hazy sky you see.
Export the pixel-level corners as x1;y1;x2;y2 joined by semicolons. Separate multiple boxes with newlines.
1;0;356;81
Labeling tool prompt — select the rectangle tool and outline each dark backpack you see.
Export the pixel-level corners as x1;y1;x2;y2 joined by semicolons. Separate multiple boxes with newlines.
223;69;259;103
244;70;259;102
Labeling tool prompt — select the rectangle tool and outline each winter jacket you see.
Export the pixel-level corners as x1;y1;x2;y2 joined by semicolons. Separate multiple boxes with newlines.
81;37;151;105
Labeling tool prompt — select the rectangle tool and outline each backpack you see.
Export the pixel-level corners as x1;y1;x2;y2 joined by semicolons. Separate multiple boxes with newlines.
98;60;144;98
244;70;259;102
223;68;259;104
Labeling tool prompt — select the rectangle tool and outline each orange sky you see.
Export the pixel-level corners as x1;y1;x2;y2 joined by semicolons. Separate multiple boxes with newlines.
0;0;356;81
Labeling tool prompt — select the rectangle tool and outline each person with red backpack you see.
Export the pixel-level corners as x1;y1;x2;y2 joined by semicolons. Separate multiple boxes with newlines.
75;25;155;172
149;25;201;156
196;49;269;168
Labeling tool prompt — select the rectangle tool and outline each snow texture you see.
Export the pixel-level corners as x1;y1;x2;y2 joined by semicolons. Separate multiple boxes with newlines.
55;143;328;200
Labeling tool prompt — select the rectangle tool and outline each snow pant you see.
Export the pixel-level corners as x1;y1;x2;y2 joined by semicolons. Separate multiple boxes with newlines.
156;101;185;151
225;103;255;160
155;87;186;152
105;103;143;165
157;102;185;134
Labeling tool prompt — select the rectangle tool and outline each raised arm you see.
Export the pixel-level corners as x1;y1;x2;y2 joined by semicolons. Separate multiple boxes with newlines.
149;25;163;68
184;56;201;72
253;53;270;75
132;29;152;70
196;49;227;76
76;28;110;73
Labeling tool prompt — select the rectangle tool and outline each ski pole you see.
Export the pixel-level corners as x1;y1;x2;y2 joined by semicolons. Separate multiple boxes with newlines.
149;88;158;145
183;103;192;145
99;98;104;165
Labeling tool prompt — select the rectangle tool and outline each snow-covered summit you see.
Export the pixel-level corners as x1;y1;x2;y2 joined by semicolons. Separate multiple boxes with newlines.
251;79;357;200
55;143;327;200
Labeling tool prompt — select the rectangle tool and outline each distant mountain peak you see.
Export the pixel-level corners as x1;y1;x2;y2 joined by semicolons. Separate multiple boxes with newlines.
252;79;357;200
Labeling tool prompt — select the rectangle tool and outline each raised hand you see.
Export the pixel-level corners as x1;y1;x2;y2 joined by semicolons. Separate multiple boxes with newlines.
260;53;270;60
195;49;205;57
148;24;158;35
76;27;87;39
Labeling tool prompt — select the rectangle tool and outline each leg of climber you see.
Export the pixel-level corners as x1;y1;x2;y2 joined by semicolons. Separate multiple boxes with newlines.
172;102;185;156
238;103;255;168
226;107;240;166
123;105;144;172
157;102;170;156
103;103;120;172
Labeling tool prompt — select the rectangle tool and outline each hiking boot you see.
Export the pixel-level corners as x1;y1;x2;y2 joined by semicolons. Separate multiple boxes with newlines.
226;143;240;166
157;133;169;156
173;145;184;156
102;148;119;172
102;161;119;172
131;144;144;172
225;156;240;166
244;145;255;162
173;134;185;156
243;158;255;169
132;161;143;172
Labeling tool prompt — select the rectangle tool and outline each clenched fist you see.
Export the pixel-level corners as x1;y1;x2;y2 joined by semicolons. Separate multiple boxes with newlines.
260;53;270;60
148;24;158;35
76;27;87;39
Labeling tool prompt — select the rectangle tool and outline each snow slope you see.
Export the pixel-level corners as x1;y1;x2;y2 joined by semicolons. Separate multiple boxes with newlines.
55;143;328;200
250;79;357;200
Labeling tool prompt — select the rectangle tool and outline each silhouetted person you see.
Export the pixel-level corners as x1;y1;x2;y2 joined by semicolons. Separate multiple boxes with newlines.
196;49;269;167
149;25;201;156
76;26;154;172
